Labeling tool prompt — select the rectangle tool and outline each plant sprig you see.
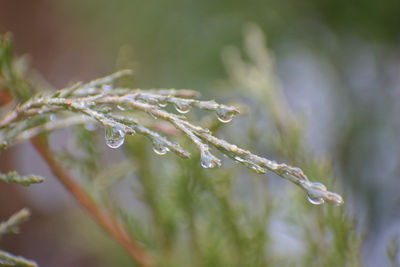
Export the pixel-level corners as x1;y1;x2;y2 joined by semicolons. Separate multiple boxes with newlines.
0;171;44;186
0;208;30;237
0;70;343;205
0;209;37;267
0;250;37;267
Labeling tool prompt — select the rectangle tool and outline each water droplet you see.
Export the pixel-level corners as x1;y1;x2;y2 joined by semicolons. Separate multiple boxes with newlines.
334;197;344;206
102;84;113;92
216;108;234;123
306;182;327;205
307;194;324;205
201;151;220;168
249;164;267;173
49;114;56;121
269;161;278;169
234;156;245;163
158;101;168;108
174;102;191;114
152;140;169;155
105;126;125;148
117;105;126;111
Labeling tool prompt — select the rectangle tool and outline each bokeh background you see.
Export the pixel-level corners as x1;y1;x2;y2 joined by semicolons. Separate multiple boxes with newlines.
1;0;400;266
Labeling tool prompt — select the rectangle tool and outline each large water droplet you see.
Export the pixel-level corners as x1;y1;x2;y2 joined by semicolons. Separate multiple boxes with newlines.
174;102;191;114
49;114;56;121
306;182;326;205
152;140;169;155
158;100;168;108
105;126;125;148
216;108;234;123
307;195;324;205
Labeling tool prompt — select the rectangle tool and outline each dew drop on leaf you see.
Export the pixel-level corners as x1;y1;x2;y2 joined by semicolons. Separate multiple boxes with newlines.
200;151;219;168
306;182;326;205
174;102;191;114
152;140;169;155
307;195;324;205
105;126;125;148
158;101;168;108
216;108;234;123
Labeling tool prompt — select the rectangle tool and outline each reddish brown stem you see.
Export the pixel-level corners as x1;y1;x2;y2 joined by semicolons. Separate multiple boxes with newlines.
31;138;153;267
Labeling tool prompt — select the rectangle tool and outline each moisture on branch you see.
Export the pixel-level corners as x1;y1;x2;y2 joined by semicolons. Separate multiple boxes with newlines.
0;70;343;206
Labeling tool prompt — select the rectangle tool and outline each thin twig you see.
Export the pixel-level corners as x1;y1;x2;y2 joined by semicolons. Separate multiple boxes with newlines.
0;208;30;237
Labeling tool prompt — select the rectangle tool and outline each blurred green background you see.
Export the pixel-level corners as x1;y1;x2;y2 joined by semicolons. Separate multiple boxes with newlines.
1;0;400;266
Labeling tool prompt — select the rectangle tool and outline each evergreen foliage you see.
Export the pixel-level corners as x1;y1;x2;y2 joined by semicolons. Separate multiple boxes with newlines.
0;28;361;266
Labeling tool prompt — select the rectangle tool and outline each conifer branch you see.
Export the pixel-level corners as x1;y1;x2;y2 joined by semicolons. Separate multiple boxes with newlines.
30;138;153;267
0;250;37;267
0;208;30;238
0;171;44;186
0;209;36;267
0;70;343;205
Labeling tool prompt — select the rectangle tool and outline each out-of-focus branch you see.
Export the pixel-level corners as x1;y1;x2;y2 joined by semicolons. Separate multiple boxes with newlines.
0;209;36;267
30;137;154;267
0;171;44;186
0;250;37;267
0;208;30;237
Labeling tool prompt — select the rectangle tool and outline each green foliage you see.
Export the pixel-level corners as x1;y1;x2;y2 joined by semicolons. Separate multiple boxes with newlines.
0;209;37;267
0;171;44;186
0;209;30;237
0;28;363;267
0;250;37;267
0;34;33;103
